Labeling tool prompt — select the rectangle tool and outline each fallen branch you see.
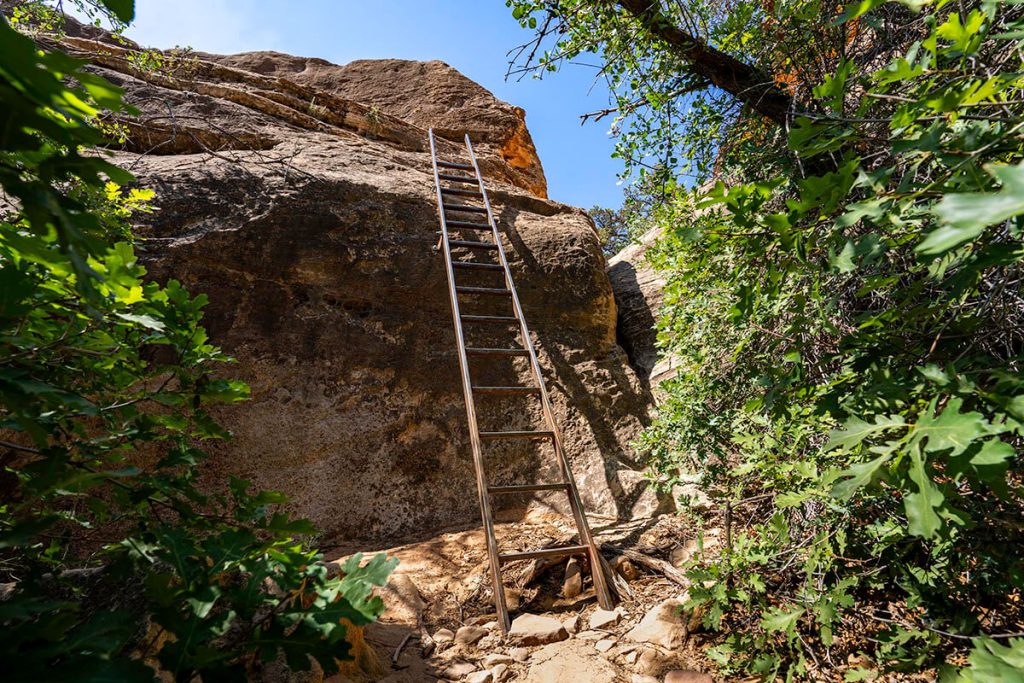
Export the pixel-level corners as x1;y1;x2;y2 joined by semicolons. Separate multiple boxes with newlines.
392;632;413;665
601;544;691;589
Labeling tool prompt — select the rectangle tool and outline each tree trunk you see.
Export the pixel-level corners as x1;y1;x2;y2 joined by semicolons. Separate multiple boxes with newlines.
616;0;793;125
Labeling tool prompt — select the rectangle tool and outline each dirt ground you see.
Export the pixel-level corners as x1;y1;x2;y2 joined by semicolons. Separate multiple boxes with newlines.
323;510;724;683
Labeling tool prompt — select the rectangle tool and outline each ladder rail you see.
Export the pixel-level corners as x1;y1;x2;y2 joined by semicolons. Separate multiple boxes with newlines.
427;129;510;627
463;134;615;618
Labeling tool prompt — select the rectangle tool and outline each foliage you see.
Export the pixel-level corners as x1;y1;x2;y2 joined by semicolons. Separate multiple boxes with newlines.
591;203;651;257
589;205;633;256
0;3;394;680
512;0;1024;679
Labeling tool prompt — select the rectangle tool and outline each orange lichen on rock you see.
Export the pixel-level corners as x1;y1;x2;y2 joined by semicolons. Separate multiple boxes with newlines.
500;107;548;198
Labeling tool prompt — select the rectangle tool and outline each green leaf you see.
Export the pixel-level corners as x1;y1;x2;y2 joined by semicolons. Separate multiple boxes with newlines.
921;163;1024;256
910;397;992;456
838;0;886;22
99;0;135;23
825;414;906;452
115;312;166;331
760;605;804;634
958;637;1024;681
905;447;944;538
832;453;892;501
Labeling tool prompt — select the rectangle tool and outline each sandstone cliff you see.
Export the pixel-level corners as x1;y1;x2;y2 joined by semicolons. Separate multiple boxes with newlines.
47;32;662;545
607;226;678;388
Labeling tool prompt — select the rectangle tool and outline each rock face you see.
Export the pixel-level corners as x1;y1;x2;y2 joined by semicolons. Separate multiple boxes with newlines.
49;30;657;544
200;53;549;198
606;226;677;387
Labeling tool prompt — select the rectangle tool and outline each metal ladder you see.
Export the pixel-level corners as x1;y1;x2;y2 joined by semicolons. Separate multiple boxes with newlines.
428;128;614;633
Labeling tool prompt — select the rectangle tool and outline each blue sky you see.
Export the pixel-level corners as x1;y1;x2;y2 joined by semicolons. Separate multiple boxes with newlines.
122;0;625;209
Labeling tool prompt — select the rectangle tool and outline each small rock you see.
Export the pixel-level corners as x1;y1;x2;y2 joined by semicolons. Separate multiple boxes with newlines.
443;661;477;679
635;648;669;676
631;675;659;683
380;573;426;623
624;649;639;664
611;555;639;581
470;614;499;626
669;539;699;568
483;620;499;631
624;599;689;649
508;613;568;646
456;625;488;647
664;670;713;683
509;647;531;662
588;608;622;631
492;663;512;682
433;628;455;643
575;630;605;641
526;639;619;682
466;671;493;683
563;614;581;634
483;654;513;667
477;635;499;650
563;557;583;599
671;474;712;511
595;639;616;653
505;587;523;612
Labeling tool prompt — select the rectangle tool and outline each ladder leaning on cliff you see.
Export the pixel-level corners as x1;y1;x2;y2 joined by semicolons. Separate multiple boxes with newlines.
427;128;615;633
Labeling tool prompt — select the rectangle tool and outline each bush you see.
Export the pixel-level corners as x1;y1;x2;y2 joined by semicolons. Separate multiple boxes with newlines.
0;3;394;680
510;0;1024;678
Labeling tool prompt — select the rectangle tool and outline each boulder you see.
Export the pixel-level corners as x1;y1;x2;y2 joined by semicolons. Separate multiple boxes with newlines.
508;614;569;646
45;28;658;544
204;54;550;198
624;600;690;649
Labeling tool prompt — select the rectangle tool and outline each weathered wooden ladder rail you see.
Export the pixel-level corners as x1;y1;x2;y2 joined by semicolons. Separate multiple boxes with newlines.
428;128;614;633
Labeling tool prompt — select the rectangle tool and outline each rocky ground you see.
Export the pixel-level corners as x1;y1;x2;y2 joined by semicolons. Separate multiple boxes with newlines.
327;512;724;683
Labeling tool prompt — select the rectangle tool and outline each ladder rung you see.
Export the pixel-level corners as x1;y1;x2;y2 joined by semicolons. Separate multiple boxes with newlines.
457;287;511;296
488;483;570;494
444;204;488;214
449;240;498;250
480;430;555;440
438;160;473;170
499;545;589;563
461;315;518;324
446;220;492;230
453;262;503;271
441;187;482;197
439;173;478;184
466;347;529;356
473;386;541;395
